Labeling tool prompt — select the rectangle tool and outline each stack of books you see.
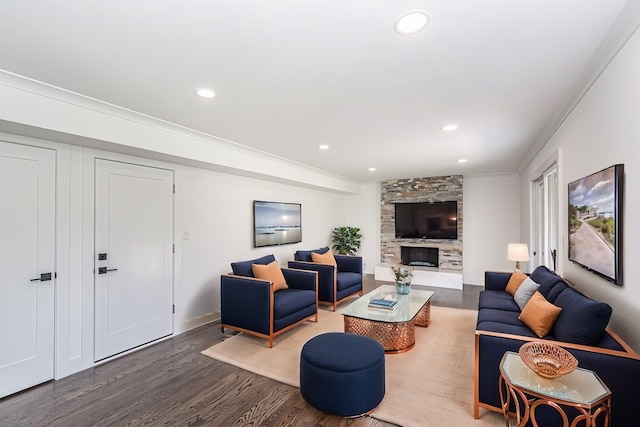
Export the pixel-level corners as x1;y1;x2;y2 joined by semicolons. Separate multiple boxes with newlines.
368;298;399;311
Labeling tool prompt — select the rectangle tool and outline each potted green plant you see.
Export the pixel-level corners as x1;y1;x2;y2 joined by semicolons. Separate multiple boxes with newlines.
331;226;362;255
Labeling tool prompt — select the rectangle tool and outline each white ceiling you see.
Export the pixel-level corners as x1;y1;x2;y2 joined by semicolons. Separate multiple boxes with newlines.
1;0;638;182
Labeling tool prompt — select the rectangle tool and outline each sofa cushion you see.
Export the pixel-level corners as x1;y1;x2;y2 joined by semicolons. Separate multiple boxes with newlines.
252;260;288;291
478;290;520;312
553;288;613;345
311;249;337;266
519;291;562;338
231;254;276;277
475;320;542;339
477;309;524;327
295;247;330;262
273;288;316;319
546;282;569;304
530;265;566;298
505;270;527;296
337;271;361;291
513;277;540;310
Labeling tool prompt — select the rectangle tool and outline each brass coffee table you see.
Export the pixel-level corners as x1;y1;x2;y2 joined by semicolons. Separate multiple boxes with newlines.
340;285;435;353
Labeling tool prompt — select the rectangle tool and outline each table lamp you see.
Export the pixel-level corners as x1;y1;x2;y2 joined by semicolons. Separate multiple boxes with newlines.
507;243;529;271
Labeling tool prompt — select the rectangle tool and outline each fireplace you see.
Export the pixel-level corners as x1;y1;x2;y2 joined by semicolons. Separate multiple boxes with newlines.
401;246;439;268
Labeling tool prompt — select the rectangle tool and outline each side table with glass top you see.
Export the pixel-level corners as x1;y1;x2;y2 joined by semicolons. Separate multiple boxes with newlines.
498;351;611;427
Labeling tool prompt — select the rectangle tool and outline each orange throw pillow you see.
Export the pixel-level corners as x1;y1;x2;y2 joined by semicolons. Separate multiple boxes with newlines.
311;249;337;266
505;270;527;296
519;291;562;338
252;261;288;291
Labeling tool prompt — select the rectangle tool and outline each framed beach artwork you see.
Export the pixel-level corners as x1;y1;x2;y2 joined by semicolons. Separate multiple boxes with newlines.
568;164;624;285
253;200;302;248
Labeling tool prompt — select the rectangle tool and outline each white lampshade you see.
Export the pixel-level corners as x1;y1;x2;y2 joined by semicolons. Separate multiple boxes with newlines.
507;243;529;270
507;243;530;262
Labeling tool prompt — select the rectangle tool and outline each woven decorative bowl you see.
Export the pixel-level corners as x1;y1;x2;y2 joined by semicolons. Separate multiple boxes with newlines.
519;342;578;379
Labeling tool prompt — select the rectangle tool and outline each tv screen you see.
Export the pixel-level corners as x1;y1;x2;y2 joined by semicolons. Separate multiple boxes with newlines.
568;164;623;285
253;201;302;248
394;201;458;240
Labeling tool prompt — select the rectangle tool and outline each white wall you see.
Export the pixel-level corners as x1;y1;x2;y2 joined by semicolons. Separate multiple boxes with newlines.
178;166;350;332
520;27;640;352
463;174;521;285
345;181;380;274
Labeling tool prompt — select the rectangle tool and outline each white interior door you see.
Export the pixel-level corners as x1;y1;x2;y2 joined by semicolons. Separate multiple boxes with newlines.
532;165;558;271
0;141;55;398
94;159;174;361
532;178;544;269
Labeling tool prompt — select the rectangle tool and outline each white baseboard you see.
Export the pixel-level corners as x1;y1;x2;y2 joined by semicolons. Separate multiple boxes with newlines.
178;311;220;335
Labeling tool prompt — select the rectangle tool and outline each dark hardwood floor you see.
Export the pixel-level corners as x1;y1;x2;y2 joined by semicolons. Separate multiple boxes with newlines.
0;276;481;426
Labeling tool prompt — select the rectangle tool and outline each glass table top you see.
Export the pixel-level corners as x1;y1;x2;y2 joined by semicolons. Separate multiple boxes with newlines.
500;351;611;404
340;284;435;323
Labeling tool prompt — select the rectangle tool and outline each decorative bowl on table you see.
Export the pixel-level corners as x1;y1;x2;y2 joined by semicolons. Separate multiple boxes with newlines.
519;342;578;379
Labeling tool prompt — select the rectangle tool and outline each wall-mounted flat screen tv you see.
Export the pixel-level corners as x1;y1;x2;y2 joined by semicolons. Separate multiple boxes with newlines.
394;201;458;240
568;164;623;285
253;200;302;248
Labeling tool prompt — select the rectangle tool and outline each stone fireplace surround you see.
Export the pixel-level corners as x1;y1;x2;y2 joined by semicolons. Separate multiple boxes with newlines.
376;175;463;289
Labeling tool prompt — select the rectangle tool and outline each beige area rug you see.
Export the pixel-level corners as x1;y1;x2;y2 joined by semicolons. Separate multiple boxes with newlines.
202;305;503;427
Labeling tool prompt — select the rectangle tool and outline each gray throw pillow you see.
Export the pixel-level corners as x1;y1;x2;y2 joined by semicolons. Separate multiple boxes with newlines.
514;277;540;311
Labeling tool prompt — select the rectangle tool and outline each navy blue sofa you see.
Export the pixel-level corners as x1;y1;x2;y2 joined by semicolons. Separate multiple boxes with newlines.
474;265;640;427
288;247;363;311
220;254;318;348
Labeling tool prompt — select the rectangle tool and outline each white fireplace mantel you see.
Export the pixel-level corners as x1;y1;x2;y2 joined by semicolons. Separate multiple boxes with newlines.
374;264;463;290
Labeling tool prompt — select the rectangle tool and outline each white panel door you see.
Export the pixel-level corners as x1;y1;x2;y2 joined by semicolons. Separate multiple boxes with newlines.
0;141;55;398
94;159;174;361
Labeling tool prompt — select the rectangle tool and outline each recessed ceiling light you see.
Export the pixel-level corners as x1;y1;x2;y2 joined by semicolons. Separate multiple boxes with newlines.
442;125;458;131
458;159;468;164
318;144;330;150
368;167;377;172
195;88;216;98
394;11;430;35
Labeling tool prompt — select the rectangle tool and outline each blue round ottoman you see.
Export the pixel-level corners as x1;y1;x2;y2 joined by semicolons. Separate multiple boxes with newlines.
300;332;385;417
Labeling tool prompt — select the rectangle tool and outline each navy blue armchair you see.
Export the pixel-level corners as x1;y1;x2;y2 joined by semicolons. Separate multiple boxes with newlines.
288;247;362;311
220;254;318;347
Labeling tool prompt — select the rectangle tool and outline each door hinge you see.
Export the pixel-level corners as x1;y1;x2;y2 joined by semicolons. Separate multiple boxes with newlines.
172;244;175;254
172;304;175;314
173;184;175;193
